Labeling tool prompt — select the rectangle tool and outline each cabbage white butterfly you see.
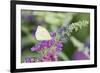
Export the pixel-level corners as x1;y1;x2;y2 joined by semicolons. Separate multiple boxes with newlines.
35;26;51;40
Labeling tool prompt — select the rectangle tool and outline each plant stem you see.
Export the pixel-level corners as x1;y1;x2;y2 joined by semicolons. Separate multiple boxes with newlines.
59;52;69;60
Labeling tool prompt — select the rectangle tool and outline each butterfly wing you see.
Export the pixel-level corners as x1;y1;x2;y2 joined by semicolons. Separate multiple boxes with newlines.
35;26;51;40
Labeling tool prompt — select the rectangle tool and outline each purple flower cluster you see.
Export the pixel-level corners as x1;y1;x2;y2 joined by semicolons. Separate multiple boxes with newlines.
31;32;63;52
40;53;58;61
24;53;58;62
31;39;62;52
25;32;63;62
31;38;55;52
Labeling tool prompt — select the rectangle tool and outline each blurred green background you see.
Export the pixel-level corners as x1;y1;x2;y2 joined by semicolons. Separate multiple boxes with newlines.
21;10;90;62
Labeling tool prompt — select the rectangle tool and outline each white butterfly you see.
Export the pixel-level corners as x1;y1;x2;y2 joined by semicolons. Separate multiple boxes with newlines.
35;26;52;40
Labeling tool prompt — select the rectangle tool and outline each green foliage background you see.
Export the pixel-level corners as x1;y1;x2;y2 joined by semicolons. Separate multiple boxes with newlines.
21;10;90;62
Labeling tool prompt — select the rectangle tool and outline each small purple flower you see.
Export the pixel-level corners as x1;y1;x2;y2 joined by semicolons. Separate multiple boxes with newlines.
58;27;66;34
72;50;89;60
50;32;56;38
31;46;36;51
31;42;43;51
22;14;34;22
56;41;63;52
57;27;69;42
40;53;58;61
24;57;33;63
27;15;33;22
31;45;40;51
40;40;48;48
48;39;55;47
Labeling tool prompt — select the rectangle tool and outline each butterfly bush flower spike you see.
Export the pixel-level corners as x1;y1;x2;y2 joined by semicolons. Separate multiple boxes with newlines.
29;31;63;62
